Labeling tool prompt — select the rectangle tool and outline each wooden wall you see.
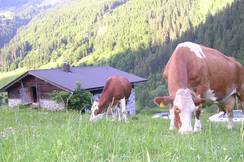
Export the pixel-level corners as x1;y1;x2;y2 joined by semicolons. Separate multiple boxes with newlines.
36;78;63;99
7;75;63;104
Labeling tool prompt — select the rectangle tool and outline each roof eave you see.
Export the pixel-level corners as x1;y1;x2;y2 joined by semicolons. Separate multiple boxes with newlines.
29;71;75;93
0;71;29;92
0;71;75;93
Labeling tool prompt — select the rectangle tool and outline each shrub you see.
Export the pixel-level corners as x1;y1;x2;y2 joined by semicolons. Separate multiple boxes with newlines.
3;97;8;104
203;104;218;114
49;82;93;111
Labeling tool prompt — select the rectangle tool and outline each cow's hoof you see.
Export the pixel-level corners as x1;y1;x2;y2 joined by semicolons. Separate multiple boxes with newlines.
194;127;202;132
228;125;234;129
169;125;177;130
181;131;192;135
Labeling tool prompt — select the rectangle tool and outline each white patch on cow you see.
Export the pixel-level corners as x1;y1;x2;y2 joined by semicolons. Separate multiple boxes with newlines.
194;116;202;132
204;89;218;106
120;98;129;123
169;108;177;130
89;101;105;122
174;88;196;133
205;88;237;106
176;42;206;59
205;89;217;101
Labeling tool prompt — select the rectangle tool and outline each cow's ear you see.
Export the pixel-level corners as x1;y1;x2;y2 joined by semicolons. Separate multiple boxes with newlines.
192;97;206;106
154;96;174;107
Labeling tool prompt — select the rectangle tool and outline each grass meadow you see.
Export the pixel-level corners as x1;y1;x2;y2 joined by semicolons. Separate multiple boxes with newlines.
0;105;244;162
0;68;27;90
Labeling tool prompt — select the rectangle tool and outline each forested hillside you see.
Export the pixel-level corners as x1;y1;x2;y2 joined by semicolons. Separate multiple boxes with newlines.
0;0;63;48
1;0;244;109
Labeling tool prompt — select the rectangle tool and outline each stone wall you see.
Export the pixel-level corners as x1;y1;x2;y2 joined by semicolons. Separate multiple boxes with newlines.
39;99;64;111
8;98;64;111
8;88;137;115
93;88;136;117
8;99;22;108
127;88;136;116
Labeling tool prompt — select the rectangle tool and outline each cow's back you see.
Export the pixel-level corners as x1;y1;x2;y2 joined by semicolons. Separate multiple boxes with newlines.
102;76;132;100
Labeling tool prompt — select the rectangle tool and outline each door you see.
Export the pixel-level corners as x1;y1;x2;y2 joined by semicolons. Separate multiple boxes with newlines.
19;87;33;105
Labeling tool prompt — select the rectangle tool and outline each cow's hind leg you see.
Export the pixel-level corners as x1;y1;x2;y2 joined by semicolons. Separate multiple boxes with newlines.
112;105;118;121
117;104;122;121
115;101;121;121
227;111;234;129
194;105;202;132
226;96;235;129
236;95;244;112
121;98;128;123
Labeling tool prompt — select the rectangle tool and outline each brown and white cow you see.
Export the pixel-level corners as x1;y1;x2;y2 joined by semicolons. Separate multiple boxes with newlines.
89;76;132;122
154;42;244;134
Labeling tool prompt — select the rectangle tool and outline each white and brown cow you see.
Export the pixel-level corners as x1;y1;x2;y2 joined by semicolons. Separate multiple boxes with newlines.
154;42;244;134
89;76;132;122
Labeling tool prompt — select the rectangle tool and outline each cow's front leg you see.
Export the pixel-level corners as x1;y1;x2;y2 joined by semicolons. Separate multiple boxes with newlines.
117;106;122;121
169;107;176;130
121;98;129;122
194;117;202;132
194;106;202;132
112;106;118;121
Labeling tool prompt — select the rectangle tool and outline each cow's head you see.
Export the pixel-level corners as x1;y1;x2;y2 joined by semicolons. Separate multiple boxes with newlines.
154;88;206;134
89;101;105;122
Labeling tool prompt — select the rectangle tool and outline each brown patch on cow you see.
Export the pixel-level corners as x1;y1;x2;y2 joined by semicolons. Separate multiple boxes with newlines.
94;109;98;116
174;106;181;113
174;106;182;130
192;97;206;106
195;106;202;120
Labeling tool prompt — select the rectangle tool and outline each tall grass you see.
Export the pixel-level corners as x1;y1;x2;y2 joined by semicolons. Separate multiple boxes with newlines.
0;106;243;161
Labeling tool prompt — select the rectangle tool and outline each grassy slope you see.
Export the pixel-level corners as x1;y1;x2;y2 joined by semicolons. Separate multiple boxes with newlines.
0;61;60;90
0;106;243;161
0;68;27;90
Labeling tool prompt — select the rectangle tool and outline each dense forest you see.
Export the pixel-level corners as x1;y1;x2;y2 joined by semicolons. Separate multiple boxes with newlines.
0;0;63;48
1;0;244;109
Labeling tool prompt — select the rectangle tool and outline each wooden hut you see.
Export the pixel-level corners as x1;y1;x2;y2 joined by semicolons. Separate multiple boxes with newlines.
0;65;147;116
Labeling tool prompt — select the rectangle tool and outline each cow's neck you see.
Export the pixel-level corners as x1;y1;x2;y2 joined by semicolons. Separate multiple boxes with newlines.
97;94;112;113
167;56;188;96
168;75;188;96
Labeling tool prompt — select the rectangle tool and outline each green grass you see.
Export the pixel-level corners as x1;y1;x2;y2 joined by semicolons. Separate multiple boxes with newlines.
0;68;27;90
0;106;243;162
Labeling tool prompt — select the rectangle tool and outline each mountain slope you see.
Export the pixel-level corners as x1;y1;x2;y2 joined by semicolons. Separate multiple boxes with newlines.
1;0;244;109
0;0;236;72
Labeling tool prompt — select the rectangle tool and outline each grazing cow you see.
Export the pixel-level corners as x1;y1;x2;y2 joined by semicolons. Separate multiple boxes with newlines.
89;76;132;122
154;42;244;134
